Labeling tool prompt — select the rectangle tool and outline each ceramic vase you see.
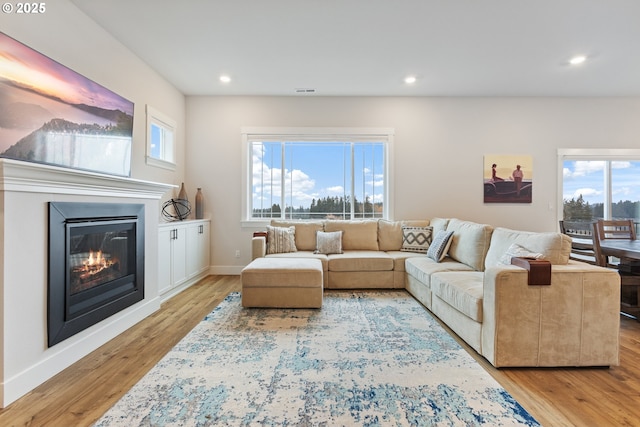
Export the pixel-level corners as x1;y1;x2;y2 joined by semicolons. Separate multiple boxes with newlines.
195;188;204;219
176;182;190;220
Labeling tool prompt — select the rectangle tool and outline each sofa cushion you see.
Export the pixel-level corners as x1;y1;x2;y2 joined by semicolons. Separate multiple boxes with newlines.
270;220;324;251
429;217;450;235
328;251;393;272
401;225;433;253
485;227;572;268
431;271;484;322
405;257;475;286
266;225;297;254
427;230;454;262
265;251;328;272
385;251;426;272
315;231;343;254
378;219;430;251
324;220;379;250
446;219;493;271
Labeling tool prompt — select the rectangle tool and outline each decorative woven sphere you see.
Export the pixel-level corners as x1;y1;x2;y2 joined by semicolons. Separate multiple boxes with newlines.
162;199;192;221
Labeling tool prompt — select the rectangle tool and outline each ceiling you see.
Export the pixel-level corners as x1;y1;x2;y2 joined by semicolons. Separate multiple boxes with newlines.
70;0;640;97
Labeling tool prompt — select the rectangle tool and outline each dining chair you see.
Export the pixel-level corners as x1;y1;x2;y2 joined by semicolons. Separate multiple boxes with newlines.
592;219;636;267
595;219;637;241
559;220;596;264
592;219;640;318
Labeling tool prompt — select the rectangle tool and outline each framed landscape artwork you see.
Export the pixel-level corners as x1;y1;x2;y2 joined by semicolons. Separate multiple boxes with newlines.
0;32;134;176
484;155;533;203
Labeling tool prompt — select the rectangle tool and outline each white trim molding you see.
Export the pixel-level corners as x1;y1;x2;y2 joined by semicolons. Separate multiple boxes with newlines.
0;158;175;199
241;126;395;226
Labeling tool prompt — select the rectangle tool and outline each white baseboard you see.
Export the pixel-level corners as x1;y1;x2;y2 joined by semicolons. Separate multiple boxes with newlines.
210;265;243;275
1;297;161;407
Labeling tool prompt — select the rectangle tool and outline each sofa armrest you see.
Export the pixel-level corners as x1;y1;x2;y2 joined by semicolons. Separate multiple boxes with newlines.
252;236;266;260
482;262;620;367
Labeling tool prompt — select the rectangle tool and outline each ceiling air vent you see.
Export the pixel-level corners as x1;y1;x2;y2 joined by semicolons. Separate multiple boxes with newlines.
295;88;316;93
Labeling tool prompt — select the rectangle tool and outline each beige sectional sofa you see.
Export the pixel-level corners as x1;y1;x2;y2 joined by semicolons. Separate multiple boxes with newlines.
250;218;621;368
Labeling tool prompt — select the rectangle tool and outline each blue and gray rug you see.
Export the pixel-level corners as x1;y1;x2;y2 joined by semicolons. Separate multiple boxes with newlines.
94;291;540;426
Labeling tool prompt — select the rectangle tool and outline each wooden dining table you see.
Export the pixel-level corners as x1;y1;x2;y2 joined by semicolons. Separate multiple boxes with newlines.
598;239;640;260
598;239;640;319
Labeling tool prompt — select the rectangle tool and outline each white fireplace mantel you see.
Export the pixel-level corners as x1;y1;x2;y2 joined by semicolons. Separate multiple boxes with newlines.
0;158;175;198
0;158;174;407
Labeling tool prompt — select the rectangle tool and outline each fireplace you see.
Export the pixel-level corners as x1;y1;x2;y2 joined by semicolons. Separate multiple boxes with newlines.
48;202;145;347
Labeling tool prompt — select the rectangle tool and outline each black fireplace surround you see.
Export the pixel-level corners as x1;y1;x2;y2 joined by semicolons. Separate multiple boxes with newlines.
48;202;145;347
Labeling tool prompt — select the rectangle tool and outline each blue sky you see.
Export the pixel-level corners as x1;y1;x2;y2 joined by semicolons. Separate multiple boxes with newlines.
252;142;384;210
562;160;640;205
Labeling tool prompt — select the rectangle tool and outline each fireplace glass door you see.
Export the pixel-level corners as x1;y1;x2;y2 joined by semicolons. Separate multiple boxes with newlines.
67;220;136;318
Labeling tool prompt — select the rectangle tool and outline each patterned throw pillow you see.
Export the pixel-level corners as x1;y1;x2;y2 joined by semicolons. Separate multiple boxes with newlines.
426;230;454;262
401;226;433;253
314;230;343;254
498;243;544;265
266;225;297;254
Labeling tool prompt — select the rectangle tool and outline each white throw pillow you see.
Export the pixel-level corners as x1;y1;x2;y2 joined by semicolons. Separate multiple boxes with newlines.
498;243;544;265
315;230;343;254
266;225;297;254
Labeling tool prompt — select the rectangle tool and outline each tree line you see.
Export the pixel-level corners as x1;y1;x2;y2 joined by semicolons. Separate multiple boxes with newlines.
563;195;639;221
253;195;383;219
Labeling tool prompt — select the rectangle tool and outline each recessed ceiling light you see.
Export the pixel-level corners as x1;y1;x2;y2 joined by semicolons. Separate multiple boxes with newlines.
219;75;231;83
569;55;587;65
404;76;417;84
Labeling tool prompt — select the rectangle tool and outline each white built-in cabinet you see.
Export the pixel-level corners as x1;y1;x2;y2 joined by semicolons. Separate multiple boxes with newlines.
158;219;210;300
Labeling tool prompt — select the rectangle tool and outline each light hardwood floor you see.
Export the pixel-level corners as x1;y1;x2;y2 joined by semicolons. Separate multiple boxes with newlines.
1;275;639;427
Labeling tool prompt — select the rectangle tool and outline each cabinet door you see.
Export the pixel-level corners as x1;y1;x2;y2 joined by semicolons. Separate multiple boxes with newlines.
158;227;173;295
199;222;210;273
172;226;188;286
186;222;210;278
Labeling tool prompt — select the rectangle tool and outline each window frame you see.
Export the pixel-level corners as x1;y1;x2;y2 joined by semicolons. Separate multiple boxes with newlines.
145;105;176;170
241;127;394;227
557;148;640;226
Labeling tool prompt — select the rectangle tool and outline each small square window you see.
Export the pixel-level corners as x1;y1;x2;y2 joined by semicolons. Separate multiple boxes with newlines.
146;105;176;170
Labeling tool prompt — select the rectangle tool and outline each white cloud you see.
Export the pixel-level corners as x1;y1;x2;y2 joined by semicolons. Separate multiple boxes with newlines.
369;192;384;202
612;161;632;169
325;186;345;195
571;187;601;199
565;161;605;179
564;160;631;180
253;150;318;206
613;186;633;197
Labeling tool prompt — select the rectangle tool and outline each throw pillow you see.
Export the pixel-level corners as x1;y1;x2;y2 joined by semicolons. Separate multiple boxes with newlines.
426;230;454;262
315;230;343;254
266;225;297;254
401;226;433;253
499;243;544;265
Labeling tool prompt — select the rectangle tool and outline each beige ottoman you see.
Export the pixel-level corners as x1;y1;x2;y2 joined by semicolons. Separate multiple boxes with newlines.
241;258;323;308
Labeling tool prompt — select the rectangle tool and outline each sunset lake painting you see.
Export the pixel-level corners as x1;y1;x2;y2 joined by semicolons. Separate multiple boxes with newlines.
0;32;134;176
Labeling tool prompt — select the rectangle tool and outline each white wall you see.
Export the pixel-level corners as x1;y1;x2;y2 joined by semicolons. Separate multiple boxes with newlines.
0;0;185;406
0;0;186;192
186;96;640;273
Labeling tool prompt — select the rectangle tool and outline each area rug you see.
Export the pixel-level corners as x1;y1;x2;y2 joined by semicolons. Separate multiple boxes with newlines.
94;291;540;426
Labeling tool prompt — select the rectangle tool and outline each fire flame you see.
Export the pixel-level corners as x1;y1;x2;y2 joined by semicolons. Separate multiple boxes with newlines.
83;250;112;274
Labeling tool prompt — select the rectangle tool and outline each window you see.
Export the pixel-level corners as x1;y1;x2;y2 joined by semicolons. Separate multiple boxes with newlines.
242;128;393;223
559;149;640;226
146;105;176;170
